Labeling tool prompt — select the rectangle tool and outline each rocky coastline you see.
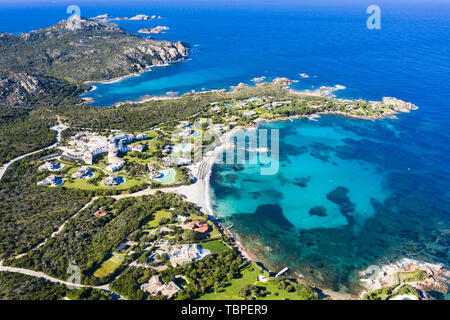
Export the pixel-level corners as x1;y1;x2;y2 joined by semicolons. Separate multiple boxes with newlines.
138;26;170;34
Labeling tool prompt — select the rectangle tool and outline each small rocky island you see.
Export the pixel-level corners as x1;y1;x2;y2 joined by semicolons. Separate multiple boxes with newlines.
91;14;161;22
138;26;170;34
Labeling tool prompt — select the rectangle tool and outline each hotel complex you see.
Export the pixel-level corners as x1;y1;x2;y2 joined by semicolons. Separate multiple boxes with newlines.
66;132;148;172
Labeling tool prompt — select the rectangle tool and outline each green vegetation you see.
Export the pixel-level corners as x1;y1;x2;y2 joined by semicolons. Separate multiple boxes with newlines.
197;263;319;300
398;270;429;283
6;192;200;286
391;285;420;299
200;239;231;254
93;253;126;278
0;272;112;300
0;19;187;82
0;150;92;259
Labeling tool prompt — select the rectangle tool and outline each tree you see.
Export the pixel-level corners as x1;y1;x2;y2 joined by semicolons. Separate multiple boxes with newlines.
182;229;199;242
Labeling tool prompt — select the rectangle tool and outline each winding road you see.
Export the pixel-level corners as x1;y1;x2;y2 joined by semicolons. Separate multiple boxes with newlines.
0;121;67;181
0;262;124;299
0;119;214;299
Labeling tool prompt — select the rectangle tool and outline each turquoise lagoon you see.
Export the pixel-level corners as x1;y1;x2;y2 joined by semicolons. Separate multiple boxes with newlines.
210;115;450;294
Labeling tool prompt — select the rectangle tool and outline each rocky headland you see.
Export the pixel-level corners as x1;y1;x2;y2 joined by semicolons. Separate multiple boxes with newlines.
138;26;170;34
0;18;189;82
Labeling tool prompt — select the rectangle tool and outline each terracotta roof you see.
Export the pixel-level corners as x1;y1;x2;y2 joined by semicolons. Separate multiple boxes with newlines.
94;210;108;218
187;220;209;234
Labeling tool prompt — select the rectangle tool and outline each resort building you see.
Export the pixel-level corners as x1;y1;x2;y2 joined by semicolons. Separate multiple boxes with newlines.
162;145;173;155
37;175;63;187
177;128;194;137
66;131;147;170
129;144;146;152
242;110;257;117
210;106;222;112
140;275;181;299
169;244;209;266
147;163;158;172
106;156;126;172
38;161;63;171
149;171;163;179
72;166;93;179
177;121;190;129
161;157;173;167
208;123;228;132
102;175;124;187
186;220;210;237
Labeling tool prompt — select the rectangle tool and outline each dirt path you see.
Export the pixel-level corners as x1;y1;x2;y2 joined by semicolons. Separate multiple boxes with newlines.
0;263;125;299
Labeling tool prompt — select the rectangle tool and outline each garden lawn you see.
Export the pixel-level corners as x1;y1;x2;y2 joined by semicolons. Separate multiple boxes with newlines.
196;263;311;300
93;254;125;278
200;239;230;254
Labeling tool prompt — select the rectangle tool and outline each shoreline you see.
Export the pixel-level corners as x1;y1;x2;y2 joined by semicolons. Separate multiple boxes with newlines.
164;110;421;300
80;76;418;122
81;59;185;102
77;77;421;299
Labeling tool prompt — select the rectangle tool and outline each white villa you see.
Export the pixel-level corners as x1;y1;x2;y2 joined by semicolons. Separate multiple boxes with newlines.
168;244;210;267
72;166;93;179
102;175;124;187
140;275;181;299
38;161;64;172
37;174;63;187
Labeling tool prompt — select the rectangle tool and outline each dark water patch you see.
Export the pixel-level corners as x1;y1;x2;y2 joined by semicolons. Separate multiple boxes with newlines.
276;173;290;186
242;178;260;183
309;206;328;217
226;174;239;183
326;186;356;217
261;189;284;202
253;204;294;230
293;176;311;188
249;191;261;199
279;143;308;161
309;142;334;163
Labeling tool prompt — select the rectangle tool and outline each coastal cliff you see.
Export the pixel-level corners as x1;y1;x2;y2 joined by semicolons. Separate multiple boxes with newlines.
0;18;189;82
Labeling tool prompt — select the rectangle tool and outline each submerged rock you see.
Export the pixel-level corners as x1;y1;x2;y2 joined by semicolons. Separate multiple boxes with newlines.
294;176;311;188
309;206;328;217
254;204;294;229
327;186;356;225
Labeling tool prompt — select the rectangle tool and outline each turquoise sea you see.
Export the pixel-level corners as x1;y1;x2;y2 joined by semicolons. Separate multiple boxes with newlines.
1;0;449;295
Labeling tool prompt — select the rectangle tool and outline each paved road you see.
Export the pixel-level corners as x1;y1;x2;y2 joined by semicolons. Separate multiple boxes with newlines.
0;264;124;299
0;122;67;181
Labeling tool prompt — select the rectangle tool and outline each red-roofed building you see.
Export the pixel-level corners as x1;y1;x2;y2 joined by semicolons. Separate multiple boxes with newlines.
186;220;210;236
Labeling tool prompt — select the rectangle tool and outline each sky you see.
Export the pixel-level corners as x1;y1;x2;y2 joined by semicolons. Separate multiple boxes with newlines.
1;0;448;14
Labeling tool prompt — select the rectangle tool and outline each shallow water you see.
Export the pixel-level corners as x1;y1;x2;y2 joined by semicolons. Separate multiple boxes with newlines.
210;115;450;293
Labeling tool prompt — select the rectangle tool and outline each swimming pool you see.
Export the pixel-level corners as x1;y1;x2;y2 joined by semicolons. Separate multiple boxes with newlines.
154;169;176;184
172;144;193;153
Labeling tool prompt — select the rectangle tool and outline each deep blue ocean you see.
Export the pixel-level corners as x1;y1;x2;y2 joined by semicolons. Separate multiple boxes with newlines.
1;0;449;295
